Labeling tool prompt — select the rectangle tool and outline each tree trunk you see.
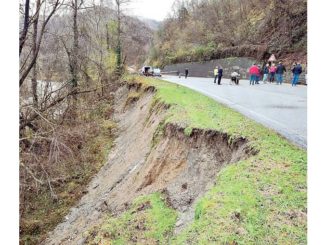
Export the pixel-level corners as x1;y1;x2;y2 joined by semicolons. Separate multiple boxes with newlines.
116;1;122;75
19;0;60;87
71;0;79;93
67;0;80;121
31;0;41;108
19;0;30;56
105;23;110;51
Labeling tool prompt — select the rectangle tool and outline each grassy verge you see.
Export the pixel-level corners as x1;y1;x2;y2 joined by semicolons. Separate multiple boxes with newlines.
85;193;177;244
119;75;306;244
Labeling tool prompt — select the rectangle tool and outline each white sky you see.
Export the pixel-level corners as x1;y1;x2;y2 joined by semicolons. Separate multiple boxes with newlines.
126;0;175;21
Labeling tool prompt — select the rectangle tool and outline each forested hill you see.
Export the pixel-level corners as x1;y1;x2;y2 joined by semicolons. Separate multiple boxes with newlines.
148;0;307;67
20;4;154;84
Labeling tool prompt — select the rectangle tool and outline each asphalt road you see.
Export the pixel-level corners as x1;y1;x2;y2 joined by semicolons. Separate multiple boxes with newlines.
161;75;307;149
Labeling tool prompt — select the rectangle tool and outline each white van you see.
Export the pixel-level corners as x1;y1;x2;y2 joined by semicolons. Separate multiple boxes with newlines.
153;68;161;77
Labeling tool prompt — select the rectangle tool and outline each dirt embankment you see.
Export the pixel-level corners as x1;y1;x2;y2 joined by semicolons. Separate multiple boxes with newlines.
44;82;255;244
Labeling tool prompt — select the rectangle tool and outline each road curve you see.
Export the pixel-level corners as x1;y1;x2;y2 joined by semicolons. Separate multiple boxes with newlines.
161;75;307;149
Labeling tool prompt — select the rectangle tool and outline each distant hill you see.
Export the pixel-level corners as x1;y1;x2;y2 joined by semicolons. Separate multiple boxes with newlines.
136;16;161;31
123;15;155;66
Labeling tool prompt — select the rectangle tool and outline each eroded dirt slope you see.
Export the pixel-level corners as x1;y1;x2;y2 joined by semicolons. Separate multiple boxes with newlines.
44;83;253;244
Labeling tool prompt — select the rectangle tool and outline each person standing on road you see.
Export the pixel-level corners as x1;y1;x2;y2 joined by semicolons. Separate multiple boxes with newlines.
249;63;259;85
269;63;276;83
260;65;264;83
185;68;189;79
262;64;269;83
291;62;302;86
230;71;240;85
177;70;180;78
255;65;261;84
276;62;286;85
213;66;218;84
218;66;223;85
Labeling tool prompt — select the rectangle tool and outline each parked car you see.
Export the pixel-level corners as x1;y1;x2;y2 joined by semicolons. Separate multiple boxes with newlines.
153;68;161;77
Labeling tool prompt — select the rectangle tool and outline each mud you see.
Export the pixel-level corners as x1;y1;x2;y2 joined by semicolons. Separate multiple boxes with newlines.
44;82;254;244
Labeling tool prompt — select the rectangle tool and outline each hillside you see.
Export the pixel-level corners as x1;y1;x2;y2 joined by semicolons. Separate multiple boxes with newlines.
19;1;307;244
136;17;161;31
148;0;307;67
42;76;306;244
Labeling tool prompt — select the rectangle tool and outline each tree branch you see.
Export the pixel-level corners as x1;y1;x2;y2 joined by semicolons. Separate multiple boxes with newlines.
19;0;62;87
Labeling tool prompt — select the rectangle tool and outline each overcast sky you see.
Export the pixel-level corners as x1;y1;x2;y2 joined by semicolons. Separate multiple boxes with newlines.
126;0;175;21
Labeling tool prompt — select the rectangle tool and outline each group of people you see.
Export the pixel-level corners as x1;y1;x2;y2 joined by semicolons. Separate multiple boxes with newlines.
213;66;223;85
178;61;304;87
213;66;240;85
213;66;242;85
249;62;303;86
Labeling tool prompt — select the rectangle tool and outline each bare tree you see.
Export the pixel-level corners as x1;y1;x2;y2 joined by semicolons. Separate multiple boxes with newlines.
59;0;96;97
19;0;30;56
31;0;41;108
114;0;131;75
19;0;62;87
70;0;82;92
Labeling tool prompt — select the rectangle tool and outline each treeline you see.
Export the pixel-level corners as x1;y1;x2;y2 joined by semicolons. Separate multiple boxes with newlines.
19;0;152;243
148;0;307;67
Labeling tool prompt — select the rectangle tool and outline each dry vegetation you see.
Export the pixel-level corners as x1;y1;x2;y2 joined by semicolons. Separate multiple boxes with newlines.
19;89;119;244
19;0;154;243
148;0;307;67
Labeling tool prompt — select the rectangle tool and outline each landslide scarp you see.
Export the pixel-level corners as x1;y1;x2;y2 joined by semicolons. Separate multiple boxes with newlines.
44;81;256;244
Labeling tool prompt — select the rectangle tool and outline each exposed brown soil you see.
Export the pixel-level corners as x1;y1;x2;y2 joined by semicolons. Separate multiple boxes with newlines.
43;83;254;244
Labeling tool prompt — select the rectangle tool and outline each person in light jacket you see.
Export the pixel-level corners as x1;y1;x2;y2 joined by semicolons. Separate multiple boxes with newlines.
213;66;218;84
230;71;240;85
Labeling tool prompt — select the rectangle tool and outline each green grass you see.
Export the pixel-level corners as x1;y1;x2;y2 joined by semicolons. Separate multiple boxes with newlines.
85;193;177;244
120;75;307;244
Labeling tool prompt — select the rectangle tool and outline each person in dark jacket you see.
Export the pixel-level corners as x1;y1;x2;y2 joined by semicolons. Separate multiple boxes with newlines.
291;62;302;86
262;64;269;83
255;65;261;84
259;65;264;82
185;68;189;79
217;67;223;85
276;62;286;85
